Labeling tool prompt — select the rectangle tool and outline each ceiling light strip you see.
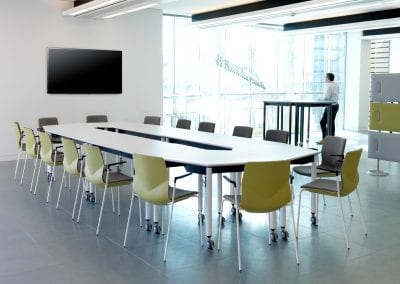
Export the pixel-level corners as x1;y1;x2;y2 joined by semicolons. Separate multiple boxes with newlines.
103;3;158;18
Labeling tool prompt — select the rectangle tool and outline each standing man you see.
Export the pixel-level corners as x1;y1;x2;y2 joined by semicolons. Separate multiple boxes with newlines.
317;72;339;144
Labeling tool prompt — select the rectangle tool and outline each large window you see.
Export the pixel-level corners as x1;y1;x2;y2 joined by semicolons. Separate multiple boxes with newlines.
163;16;347;137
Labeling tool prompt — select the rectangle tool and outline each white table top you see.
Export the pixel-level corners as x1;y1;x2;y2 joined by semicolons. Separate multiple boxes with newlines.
44;122;317;169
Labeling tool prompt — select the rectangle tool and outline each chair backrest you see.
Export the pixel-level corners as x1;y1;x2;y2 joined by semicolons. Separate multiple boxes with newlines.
61;138;80;176
13;122;23;148
265;130;289;144
340;148;362;196
176;119;191;130
240;160;291;212
198;122;215;133
38;131;54;165
38;117;58;130
319;136;347;170
133;153;169;205
23;127;38;158
144;116;161;125
86;115;108;123
82;144;105;187
232;126;253;138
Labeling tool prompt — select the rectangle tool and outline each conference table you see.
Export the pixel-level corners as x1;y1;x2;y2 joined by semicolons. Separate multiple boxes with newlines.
263;99;337;146
44;122;318;248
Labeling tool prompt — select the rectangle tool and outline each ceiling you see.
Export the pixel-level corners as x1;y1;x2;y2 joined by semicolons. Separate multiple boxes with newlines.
64;0;400;34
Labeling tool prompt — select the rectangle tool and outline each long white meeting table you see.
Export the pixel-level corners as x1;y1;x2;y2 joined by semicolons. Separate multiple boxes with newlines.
44;122;318;248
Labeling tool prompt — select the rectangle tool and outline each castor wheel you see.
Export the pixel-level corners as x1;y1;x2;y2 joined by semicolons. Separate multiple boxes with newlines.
281;229;289;240
145;221;152;232
311;214;317;225
238;212;243;221
85;191;90;201
231;206;236;215
207;238;214;250
154;223;161;234
89;193;95;203
269;231;278;243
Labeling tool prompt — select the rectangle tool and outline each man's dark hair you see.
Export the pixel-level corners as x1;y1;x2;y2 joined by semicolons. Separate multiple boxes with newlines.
326;73;335;81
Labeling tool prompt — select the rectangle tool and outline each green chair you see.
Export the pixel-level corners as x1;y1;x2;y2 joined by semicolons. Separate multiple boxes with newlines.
80;144;133;235
123;153;199;262
20;127;40;190
13;122;26;181
55;138;85;220
297;149;367;250
217;160;299;271
34;131;64;202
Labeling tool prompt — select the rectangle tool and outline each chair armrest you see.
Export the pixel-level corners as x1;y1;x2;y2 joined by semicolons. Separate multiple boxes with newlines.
223;175;236;188
104;160;127;169
174;172;192;184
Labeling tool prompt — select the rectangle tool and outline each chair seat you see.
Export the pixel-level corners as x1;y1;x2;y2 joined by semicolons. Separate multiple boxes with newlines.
168;186;197;202
301;179;343;196
21;143;26;151
293;165;336;177
105;172;133;187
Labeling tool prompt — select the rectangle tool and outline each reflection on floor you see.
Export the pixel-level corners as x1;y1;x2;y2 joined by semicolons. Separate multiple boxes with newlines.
1;130;399;283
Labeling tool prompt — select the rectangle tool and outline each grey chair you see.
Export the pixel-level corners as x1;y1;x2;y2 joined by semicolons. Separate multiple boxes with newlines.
144;116;161;125
38;117;61;144
38;117;59;132
293;136;347;178
176;119;191;130
198;122;215;133
86;115;108;123
265;129;289;143
292;135;347;224
232;126;253;138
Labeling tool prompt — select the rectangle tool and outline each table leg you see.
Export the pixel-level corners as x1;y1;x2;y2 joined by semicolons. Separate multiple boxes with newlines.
327;104;332;136
276;105;280;130
294;106;299;146
263;103;266;140
217;173;222;222
280;106;284;130
300;106;305;147
205;168;214;249
288;105;292;144
307;107;311;144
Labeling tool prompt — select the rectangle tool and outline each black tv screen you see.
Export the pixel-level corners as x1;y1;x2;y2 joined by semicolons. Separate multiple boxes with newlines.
47;48;122;94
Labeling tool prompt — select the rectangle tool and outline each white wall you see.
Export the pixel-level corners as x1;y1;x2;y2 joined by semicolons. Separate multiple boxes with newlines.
390;38;400;72
0;0;163;161
344;31;370;132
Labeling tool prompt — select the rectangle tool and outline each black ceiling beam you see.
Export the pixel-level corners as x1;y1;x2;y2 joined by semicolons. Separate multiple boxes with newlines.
284;8;400;31
192;0;311;22
74;0;93;7
363;27;400;36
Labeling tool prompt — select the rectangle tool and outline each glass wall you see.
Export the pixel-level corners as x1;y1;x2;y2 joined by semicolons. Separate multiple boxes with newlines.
163;16;347;138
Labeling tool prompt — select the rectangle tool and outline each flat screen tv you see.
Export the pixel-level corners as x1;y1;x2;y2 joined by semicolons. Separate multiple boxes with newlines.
47;48;122;94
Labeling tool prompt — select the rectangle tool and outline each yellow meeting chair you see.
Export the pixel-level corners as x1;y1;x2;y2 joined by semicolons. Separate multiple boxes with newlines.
297;148;367;250
13;122;26;181
123;153;199;262
217;160;299;271
81;144;133;235
55;138;85;220
34;131;64;202
20;128;40;190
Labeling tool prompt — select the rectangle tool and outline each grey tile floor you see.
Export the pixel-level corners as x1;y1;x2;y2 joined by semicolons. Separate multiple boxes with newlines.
1;130;400;283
